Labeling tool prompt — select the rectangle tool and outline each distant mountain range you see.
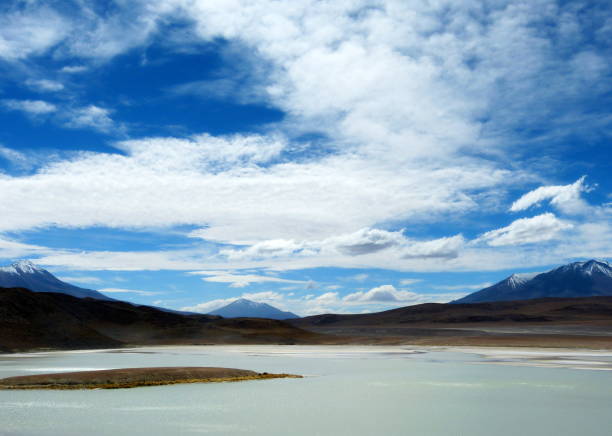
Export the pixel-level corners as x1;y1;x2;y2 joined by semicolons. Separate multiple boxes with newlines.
0;287;319;352
453;259;612;304
209;298;299;320
0;260;112;300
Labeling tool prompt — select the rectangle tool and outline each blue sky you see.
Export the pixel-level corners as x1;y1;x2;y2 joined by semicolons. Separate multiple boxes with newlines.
0;0;611;316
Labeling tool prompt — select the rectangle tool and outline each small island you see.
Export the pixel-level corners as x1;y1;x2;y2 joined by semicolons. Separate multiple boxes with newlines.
0;367;302;390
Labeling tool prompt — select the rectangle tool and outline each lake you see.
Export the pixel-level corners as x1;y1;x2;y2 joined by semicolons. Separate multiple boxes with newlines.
1;346;611;435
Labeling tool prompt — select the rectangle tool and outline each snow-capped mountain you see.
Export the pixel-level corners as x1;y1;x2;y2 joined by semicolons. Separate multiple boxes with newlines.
453;259;612;304
0;260;112;300
209;298;299;319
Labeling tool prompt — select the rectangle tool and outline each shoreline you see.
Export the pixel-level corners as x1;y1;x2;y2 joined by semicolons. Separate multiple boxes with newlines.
2;345;612;373
0;366;302;390
3;337;612;355
3;341;612;357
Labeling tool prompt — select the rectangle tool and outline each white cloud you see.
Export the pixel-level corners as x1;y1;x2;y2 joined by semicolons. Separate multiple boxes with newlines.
219;239;308;261
0;146;29;169
0;7;69;60
57;276;103;285
399;278;422;286
190;271;309;288
181;291;285;313
434;282;493;291
510;176;591;214
180;285;470;316
479;213;573;247
99;287;162;296
343;285;419;303
0;1;609;276
217;228;411;260
0;137;507;244
331;228;405;256
31;249;208;271
60;65;88;74
2;99;57;115
400;235;465;259
25;79;64;92
0;236;50;260
216;229;466;267
346;273;368;282
241;291;284;301
64;105;114;132
181;297;236;314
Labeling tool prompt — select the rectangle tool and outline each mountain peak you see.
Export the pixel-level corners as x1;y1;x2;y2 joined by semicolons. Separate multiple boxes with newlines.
0;260;112;301
234;297;258;304
209;298;299;319
0;259;44;275
506;272;538;288
12;259;43;273
557;259;612;277
231;298;268;308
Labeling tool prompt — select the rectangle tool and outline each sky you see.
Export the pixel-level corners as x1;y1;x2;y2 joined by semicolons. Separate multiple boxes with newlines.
0;0;611;316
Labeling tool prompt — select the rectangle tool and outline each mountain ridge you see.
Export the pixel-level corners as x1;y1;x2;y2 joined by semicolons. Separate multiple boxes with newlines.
453;259;612;304
0;287;321;352
0;260;112;301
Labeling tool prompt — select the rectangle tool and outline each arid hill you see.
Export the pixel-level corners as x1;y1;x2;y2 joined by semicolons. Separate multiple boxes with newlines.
0;287;325;352
291;296;612;327
289;297;612;348
3;287;612;352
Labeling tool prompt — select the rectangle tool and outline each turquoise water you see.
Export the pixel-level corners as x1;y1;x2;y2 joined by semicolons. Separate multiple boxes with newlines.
0;346;611;435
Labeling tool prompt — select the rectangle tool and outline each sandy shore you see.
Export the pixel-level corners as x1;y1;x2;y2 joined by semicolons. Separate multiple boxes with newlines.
0;366;302;390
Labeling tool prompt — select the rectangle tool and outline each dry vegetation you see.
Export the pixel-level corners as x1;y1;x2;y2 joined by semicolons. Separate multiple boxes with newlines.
0;367;302;390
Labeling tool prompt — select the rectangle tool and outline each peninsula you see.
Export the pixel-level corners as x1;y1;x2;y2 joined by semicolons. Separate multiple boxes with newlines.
0;367;302;390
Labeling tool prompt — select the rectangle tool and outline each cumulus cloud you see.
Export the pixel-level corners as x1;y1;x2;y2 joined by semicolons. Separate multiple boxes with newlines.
343;285;419;303
0;1;609;275
180;285;470;316
510;176;591;214
479;213;573;246
0;6;69;60
332;228;405;256
0;136;498;242
25;79;64;92
59;65;88;74
400;235;465;259
2;99;57;115
64;105;115;132
219;239;309;261
217;228;410;260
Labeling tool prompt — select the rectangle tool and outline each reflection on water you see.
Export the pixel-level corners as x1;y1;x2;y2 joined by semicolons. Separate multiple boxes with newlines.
1;345;611;436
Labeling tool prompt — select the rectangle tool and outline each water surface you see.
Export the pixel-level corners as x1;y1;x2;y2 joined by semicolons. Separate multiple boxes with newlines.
1;346;611;435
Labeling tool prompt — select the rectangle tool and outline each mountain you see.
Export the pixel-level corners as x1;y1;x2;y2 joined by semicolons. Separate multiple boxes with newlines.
0;260;112;300
209;298;299;320
453;259;612;304
0;287;323;352
291;296;612;328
